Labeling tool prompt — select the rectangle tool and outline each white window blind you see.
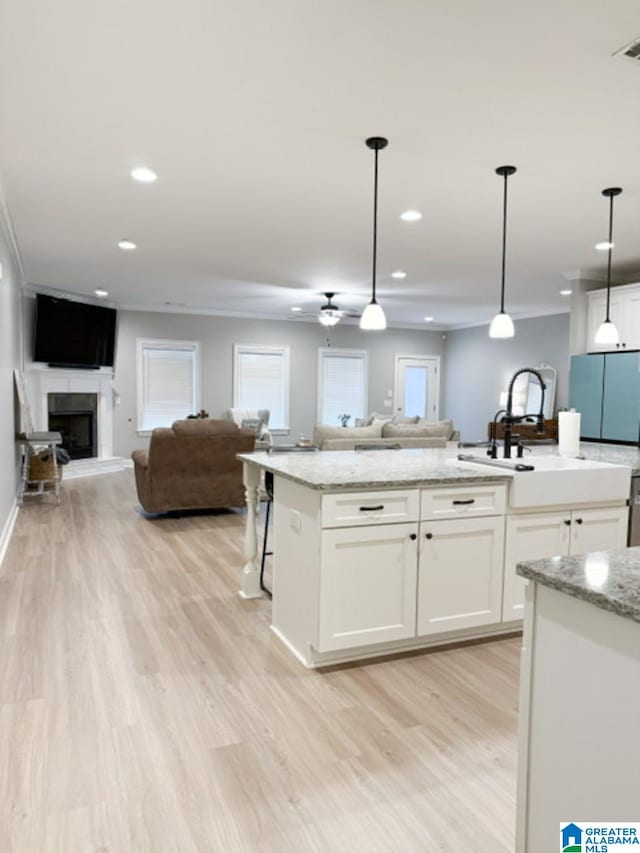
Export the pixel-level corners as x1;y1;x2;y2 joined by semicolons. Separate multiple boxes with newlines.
318;349;367;425
233;345;290;430
137;339;200;431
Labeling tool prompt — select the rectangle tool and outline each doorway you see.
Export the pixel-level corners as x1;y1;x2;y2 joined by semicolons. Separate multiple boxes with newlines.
393;355;440;420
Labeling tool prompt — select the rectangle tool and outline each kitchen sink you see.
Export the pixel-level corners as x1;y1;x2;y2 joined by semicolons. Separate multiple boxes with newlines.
454;454;632;509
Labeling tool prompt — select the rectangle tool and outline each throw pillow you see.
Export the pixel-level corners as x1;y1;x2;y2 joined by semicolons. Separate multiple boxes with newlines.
241;418;264;437
391;415;420;425
417;418;454;438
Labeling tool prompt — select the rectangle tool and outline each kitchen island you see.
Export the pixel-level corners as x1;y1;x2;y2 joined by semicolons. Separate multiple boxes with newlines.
238;448;631;667
515;548;640;852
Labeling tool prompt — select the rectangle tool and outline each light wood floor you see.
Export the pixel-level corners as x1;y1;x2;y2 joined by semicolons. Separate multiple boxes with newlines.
0;472;520;852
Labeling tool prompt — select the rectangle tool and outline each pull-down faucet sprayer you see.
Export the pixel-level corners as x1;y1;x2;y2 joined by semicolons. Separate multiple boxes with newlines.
502;368;546;459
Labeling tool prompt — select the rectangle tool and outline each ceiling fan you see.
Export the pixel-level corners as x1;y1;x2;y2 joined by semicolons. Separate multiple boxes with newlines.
291;292;361;327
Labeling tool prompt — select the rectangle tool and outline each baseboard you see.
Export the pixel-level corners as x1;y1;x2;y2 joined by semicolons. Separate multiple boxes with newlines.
0;499;19;570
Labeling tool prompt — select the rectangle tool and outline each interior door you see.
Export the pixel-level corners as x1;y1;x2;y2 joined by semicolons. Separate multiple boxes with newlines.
394;357;439;420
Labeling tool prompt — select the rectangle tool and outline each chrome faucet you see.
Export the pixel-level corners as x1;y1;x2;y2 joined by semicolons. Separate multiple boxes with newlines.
500;368;546;459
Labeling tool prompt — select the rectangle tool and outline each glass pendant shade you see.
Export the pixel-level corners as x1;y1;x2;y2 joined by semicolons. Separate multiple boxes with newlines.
489;310;515;339
359;300;387;330
594;319;620;346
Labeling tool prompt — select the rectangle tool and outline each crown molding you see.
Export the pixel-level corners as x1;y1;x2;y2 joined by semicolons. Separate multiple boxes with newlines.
0;178;26;284
446;305;570;332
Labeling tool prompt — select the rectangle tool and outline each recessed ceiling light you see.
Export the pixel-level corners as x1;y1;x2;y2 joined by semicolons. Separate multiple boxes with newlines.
595;241;614;251
424;315;434;322
291;306;302;312
391;270;407;279
94;288;109;298
130;166;157;183
400;209;422;222
118;240;137;251
560;289;573;296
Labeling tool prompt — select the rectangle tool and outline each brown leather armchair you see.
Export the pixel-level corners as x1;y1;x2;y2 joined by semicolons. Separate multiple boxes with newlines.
131;419;255;513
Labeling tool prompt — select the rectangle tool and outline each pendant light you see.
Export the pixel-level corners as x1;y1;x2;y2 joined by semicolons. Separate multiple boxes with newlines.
489;165;517;339
360;136;388;331
594;187;622;346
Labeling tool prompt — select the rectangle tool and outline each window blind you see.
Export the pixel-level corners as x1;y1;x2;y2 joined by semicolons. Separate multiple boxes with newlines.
235;348;289;429
320;351;367;425
139;345;197;430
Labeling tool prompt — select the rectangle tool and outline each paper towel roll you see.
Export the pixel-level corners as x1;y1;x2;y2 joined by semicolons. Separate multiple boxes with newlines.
558;411;581;457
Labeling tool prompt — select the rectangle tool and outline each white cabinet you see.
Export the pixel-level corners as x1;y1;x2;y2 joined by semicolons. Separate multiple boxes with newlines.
587;284;640;352
503;506;628;621
417;516;505;635
318;522;418;652
504;514;570;621
569;505;629;554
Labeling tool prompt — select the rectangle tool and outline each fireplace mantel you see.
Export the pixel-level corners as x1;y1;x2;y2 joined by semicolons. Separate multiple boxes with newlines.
26;366;114;458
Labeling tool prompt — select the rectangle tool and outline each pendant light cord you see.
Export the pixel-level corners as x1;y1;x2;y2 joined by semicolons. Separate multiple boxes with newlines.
371;146;379;303
500;171;508;314
605;192;614;323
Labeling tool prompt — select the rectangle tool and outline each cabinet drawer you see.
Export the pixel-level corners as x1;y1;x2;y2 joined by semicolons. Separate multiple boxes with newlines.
421;484;506;520
321;489;419;528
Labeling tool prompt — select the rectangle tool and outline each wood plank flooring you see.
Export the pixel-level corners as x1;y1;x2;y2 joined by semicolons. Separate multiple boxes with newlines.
0;472;520;852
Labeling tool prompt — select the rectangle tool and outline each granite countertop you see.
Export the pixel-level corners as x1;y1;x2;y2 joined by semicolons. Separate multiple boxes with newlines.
572;442;640;475
517;547;640;625
237;448;512;491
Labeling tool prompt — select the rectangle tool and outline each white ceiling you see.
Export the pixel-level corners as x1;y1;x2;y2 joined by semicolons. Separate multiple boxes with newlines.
2;0;640;329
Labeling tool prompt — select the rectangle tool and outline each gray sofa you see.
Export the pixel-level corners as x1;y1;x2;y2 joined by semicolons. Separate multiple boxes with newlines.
313;419;460;451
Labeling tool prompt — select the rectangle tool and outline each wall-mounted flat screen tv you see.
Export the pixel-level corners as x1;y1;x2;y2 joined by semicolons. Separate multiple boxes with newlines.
33;293;117;368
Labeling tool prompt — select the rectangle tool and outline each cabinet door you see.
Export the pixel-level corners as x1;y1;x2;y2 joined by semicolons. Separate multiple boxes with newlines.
602;352;640;443
417;516;504;636
621;287;640;349
587;291;625;353
569;354;604;440
318;523;418;652
503;513;570;621
570;506;629;555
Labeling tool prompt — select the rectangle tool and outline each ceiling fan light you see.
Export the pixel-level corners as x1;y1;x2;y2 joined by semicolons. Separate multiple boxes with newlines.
359;300;387;331
594;320;620;345
318;310;341;327
489;311;515;339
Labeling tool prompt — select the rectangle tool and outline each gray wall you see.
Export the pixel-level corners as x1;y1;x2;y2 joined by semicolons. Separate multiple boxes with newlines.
443;313;570;441
0;224;23;541
113;310;446;458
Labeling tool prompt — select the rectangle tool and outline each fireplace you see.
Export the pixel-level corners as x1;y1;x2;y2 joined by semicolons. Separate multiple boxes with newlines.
48;393;98;459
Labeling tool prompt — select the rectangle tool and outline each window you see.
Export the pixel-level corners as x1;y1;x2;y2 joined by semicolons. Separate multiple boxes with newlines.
318;349;368;426
233;345;290;431
137;339;200;432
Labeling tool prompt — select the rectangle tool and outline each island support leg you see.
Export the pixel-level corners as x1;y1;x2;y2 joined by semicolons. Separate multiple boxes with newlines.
240;461;262;599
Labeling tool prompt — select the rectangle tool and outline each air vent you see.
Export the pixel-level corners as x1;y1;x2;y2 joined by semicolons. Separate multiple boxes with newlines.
614;37;640;63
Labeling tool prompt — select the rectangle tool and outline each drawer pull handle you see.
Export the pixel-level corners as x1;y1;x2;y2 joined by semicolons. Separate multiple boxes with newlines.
564;519;572;526
359;504;384;512
575;517;583;525
452;498;475;505
409;533;417;541
425;533;433;540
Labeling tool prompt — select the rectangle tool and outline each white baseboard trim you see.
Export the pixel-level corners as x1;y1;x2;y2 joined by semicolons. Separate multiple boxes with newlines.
0;500;19;570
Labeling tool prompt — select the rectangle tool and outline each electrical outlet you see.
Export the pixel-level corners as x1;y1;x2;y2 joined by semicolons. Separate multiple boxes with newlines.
289;509;302;532
383;399;392;408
